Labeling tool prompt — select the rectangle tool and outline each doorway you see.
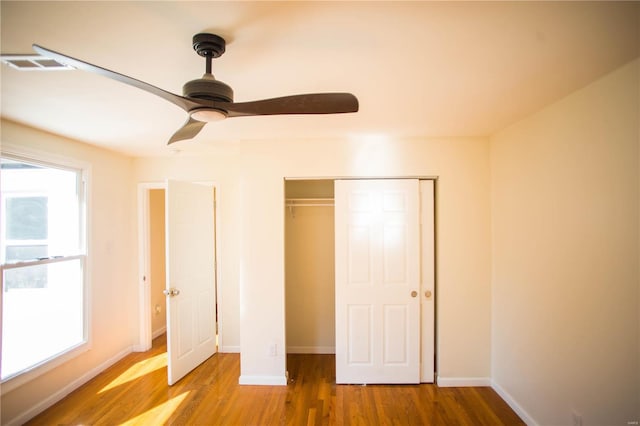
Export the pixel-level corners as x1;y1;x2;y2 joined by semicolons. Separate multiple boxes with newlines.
148;188;167;340
134;181;222;380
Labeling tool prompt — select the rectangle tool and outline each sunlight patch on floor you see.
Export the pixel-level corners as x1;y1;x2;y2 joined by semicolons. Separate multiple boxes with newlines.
120;390;191;425
99;352;167;393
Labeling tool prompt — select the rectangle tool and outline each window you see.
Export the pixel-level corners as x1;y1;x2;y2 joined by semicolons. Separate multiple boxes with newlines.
0;155;87;384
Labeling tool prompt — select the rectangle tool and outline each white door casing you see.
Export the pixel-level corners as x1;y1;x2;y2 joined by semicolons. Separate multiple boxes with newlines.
335;179;421;384
165;180;217;386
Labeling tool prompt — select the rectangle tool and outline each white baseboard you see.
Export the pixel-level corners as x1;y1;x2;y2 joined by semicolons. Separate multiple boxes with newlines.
238;375;287;386
152;326;167;339
286;346;335;354
491;380;538;426
132;342;152;352
436;376;492;387
6;346;133;426
132;327;165;352
219;345;240;353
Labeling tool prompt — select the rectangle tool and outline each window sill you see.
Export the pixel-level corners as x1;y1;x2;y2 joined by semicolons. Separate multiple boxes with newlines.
0;340;90;394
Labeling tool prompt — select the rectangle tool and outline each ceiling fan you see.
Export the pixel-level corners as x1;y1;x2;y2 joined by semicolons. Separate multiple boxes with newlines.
32;33;359;145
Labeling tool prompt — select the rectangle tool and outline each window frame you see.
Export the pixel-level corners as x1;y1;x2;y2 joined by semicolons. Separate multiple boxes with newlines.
0;150;91;394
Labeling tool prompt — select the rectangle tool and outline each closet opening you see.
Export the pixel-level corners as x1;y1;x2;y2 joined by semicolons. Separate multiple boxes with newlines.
284;177;436;384
284;179;336;357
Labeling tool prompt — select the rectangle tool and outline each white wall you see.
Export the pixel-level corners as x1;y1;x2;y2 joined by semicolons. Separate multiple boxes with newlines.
490;59;639;425
0;120;137;424
135;136;492;384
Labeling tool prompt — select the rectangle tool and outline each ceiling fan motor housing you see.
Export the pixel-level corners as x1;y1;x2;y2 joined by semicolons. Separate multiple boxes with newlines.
183;77;233;103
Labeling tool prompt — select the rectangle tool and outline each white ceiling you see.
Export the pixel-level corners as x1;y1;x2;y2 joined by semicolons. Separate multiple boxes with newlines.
1;1;638;157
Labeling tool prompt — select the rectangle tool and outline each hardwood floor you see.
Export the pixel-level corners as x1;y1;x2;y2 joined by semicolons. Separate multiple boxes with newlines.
27;335;524;425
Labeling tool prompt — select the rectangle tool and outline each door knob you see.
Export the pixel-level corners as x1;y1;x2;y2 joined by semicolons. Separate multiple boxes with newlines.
425;290;432;298
163;288;180;297
411;290;418;298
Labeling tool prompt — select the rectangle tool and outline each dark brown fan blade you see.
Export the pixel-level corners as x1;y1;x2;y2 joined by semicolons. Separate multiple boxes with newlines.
168;117;206;145
223;93;358;117
33;44;202;112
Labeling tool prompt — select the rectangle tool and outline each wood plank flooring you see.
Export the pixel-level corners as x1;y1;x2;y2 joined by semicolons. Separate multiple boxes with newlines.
26;335;524;425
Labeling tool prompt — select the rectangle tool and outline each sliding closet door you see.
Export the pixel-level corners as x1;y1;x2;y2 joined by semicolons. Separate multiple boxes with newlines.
335;179;421;384
420;179;435;383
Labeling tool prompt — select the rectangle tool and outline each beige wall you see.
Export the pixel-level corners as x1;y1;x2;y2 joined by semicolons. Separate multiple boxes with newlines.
490;59;639;425
1;120;136;424
149;189;166;336
285;202;335;353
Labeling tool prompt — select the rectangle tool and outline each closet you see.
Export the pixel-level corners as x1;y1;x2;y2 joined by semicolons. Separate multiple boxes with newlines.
284;178;435;384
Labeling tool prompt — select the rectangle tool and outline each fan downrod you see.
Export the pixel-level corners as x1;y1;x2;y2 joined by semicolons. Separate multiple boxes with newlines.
192;33;226;58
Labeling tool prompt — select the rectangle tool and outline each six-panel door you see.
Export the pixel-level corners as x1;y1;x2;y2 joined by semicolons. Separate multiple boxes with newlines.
335;179;421;384
165;180;217;386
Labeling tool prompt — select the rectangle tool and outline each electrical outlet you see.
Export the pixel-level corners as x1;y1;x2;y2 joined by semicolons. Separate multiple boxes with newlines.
269;343;277;357
572;411;582;426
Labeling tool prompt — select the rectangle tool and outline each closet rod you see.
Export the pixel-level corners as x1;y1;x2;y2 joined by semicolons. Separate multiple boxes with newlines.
286;198;334;217
285;198;334;207
285;203;334;207
285;198;334;201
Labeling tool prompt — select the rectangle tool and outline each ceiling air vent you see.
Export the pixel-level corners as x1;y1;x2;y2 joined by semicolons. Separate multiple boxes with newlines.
1;54;72;71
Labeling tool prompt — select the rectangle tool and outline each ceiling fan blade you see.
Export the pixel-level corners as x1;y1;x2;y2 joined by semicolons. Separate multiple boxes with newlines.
223;93;358;117
32;44;201;112
167;117;206;145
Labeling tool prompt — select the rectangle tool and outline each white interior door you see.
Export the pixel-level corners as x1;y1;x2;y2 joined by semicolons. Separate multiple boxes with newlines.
420;180;435;383
165;180;216;386
335;179;420;384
